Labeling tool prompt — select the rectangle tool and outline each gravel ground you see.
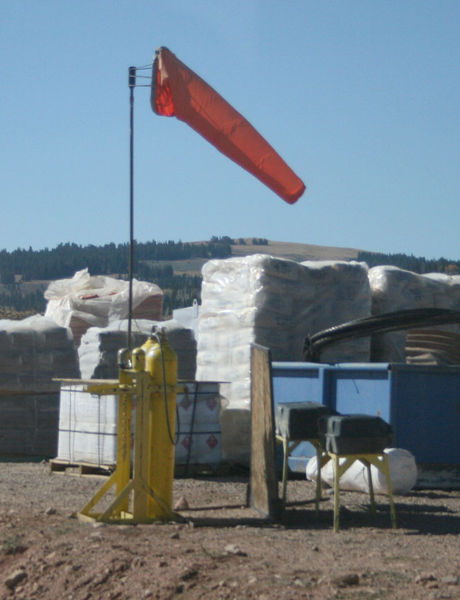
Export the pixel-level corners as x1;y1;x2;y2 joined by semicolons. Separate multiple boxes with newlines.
0;461;459;599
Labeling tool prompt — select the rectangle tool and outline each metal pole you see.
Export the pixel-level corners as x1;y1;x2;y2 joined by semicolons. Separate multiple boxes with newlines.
128;66;136;351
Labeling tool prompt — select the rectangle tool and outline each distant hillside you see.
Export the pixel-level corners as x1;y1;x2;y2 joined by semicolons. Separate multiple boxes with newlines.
0;238;458;318
230;239;359;262
163;239;360;274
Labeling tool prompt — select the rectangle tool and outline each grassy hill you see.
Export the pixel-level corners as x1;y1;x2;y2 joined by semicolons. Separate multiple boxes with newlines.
230;239;359;261
2;238;458;318
147;239;360;275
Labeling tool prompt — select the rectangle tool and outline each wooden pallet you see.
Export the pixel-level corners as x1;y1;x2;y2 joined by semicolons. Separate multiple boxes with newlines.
50;458;114;477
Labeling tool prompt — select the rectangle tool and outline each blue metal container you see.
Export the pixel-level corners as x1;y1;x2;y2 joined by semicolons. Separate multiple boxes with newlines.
272;362;460;469
271;362;329;471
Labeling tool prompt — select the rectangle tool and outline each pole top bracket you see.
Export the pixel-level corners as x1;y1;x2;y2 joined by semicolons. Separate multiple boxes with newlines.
129;66;136;87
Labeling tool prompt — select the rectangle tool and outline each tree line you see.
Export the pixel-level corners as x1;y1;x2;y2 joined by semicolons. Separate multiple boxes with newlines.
357;251;460;275
1;239;457;318
0;287;46;314
0;238;233;316
0;239;233;283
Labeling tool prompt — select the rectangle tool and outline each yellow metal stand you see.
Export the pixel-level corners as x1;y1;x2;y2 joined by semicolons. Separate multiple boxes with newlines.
78;332;181;524
328;451;397;532
277;436;329;514
276;435;397;532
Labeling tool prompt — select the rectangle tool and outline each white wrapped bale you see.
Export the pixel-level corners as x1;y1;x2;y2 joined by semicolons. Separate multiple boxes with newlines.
44;268;163;345
369;267;460;361
0;393;60;457
173;299;200;340
0;315;79;391
78;319;197;381
299;260;373;363
0;315;79;457
196;255;371;462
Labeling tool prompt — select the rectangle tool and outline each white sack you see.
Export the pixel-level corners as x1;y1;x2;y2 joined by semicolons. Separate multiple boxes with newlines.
306;447;418;495
44;268;163;344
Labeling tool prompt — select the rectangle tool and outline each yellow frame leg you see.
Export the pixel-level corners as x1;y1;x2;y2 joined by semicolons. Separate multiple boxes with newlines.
364;460;376;515
364;454;397;529
332;455;356;532
116;391;132;514
79;470;120;521
330;452;397;532
277;436;302;506
276;436;330;515
312;440;331;515
282;437;289;503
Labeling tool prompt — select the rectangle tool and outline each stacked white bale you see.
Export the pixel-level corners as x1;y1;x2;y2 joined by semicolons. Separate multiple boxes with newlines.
0;315;79;456
0;315;79;391
369;266;460;361
173;299;200;340
299;259;374;362
44;268;163;346
78;318;196;381
196;255;371;462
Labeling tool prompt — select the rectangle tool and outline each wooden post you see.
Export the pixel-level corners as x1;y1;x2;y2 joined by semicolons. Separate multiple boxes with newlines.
249;344;281;521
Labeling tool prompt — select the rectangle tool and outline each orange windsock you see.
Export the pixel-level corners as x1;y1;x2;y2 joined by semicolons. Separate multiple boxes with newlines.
151;47;305;204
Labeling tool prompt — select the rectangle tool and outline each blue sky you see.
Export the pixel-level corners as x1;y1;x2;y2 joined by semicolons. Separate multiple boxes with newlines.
1;1;459;260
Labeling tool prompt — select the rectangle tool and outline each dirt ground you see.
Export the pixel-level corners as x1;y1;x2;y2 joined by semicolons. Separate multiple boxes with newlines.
0;461;459;600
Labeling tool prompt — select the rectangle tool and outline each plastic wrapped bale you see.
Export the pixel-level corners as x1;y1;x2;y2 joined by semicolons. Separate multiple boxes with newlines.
369;266;460;361
0;315;79;391
195;255;371;463
173;299;200;341
44;268;163;345
0;315;79;457
78;318;196;381
299;260;373;362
